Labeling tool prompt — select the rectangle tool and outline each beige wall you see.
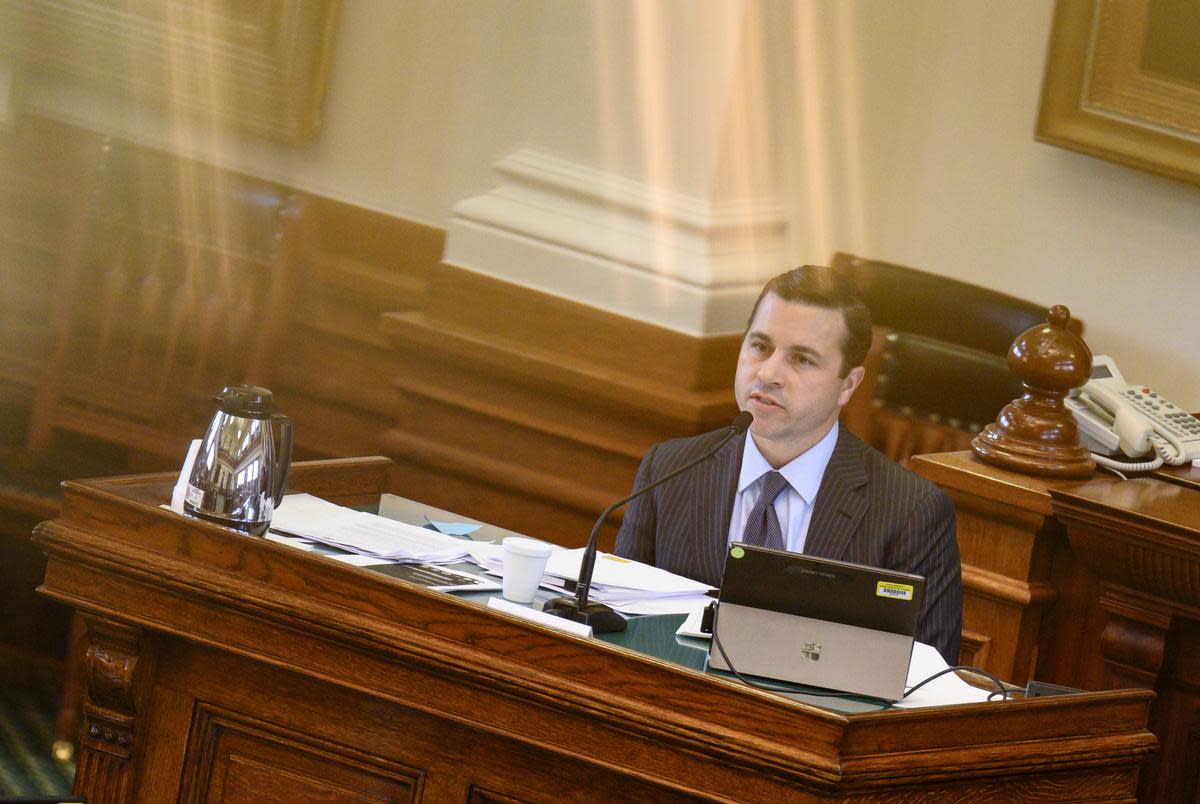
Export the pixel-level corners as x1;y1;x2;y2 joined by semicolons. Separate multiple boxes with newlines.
18;0;1200;405
21;0;541;226
828;0;1200;406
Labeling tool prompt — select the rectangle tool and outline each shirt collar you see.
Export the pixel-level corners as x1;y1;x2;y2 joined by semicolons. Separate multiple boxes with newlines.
737;422;840;504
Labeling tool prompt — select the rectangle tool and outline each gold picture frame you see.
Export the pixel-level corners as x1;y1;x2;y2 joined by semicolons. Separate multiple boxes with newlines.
0;0;341;145
1037;0;1200;185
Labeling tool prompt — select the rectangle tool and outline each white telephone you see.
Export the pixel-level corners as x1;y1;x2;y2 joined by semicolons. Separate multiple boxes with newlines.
1065;355;1200;472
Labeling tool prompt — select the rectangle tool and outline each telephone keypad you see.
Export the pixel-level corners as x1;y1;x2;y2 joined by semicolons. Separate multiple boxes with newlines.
1121;388;1200;439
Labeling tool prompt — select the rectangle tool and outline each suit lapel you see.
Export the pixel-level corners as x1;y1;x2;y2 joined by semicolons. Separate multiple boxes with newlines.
692;433;744;584
804;428;869;559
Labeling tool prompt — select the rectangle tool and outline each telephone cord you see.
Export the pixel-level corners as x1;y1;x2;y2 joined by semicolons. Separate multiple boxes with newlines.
1151;433;1190;466
1089;451;1162;473
1089;432;1190;475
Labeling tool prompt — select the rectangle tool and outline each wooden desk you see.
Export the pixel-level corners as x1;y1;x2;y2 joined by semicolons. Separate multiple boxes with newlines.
913;451;1200;803
910;451;1089;684
35;458;1154;802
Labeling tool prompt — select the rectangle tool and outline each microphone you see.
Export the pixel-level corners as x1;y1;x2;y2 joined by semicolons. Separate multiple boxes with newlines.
543;411;754;633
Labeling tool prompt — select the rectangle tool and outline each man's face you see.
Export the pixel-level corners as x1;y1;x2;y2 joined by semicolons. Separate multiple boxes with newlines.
734;293;865;467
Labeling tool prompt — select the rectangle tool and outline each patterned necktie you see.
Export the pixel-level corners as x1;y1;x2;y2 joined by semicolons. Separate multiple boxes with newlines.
741;470;790;551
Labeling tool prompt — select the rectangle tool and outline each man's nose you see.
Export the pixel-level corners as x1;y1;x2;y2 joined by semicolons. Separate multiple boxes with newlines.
757;352;786;384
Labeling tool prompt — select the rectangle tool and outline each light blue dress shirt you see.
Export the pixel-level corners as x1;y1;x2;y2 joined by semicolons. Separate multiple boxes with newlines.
726;422;840;553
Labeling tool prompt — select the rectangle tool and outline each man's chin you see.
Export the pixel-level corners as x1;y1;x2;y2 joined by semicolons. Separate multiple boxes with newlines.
748;422;782;441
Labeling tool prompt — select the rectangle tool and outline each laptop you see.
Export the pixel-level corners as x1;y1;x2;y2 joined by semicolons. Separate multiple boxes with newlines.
707;543;926;701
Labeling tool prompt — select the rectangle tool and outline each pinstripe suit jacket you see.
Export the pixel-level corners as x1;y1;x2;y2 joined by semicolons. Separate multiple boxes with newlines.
614;426;962;663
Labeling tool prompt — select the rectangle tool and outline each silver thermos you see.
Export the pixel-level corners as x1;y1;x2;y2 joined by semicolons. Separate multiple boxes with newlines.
184;385;293;535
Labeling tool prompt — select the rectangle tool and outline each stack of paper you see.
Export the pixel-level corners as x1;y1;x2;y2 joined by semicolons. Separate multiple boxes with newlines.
467;543;714;615
270;494;470;563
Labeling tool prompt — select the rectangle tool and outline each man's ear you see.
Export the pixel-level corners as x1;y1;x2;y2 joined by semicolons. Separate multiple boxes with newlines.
837;365;866;407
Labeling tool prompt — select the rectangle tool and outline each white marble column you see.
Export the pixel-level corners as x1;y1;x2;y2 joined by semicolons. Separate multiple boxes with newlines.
443;1;814;336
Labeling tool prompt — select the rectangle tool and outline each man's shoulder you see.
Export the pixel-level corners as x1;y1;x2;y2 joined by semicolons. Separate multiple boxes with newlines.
835;429;949;500
647;426;742;468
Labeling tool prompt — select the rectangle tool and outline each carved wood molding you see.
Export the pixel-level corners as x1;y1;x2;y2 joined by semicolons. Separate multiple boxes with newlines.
1054;489;1200;616
79;617;142;755
181;703;423;803
961;563;1058;609
910;451;1065;517
1097;607;1170;691
958;629;991;670
386;269;739;418
73;614;153;804
846;767;1138;804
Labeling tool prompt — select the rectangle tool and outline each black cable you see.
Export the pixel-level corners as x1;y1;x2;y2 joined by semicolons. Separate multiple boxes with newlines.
902;665;1013;701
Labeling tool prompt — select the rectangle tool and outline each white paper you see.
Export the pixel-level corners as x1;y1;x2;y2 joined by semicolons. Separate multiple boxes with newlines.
170;439;202;514
674;601;715;636
264;531;398;566
466;541;503;564
617;595;714;617
487;597;593;638
270;493;470;562
465;545;713;608
543;549;713;595
892;642;997;708
264;532;321;551
327;552;399;567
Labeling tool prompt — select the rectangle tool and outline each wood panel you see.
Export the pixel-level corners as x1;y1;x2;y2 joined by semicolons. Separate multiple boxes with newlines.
381;264;742;546
32;460;1158;803
0;116;442;675
183;703;422;803
914;451;1200;804
0;115;444;483
1051;473;1200;804
0;116;108;675
911;451;1086;686
270;196;443;461
0;1;341;144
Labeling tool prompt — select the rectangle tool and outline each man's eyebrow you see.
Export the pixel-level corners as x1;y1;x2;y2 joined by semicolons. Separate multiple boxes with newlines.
788;344;821;361
746;329;772;343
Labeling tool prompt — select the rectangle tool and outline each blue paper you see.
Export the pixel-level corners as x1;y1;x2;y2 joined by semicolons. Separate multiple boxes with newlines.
422;518;482;538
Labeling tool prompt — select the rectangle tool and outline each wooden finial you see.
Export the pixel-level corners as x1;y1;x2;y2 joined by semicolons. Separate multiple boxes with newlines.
971;305;1095;477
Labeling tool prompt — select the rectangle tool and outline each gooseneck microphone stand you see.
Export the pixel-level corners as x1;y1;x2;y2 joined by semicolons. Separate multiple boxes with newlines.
542;411;753;633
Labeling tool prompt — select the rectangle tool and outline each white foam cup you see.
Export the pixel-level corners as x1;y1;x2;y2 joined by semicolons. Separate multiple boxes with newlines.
502;537;553;604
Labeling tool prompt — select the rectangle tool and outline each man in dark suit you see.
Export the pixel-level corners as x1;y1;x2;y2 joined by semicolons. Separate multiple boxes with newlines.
615;265;962;663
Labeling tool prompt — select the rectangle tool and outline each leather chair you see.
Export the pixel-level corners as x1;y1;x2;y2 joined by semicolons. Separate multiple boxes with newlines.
831;253;1082;465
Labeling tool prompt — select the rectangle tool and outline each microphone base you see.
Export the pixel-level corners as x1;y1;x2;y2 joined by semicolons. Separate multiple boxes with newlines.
542;596;627;633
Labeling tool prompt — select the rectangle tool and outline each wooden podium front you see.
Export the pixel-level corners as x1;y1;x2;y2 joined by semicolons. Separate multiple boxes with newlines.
912;451;1200;803
34;458;1154;802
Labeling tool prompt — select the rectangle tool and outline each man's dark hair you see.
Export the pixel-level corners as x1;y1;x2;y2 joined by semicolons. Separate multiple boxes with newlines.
746;265;872;377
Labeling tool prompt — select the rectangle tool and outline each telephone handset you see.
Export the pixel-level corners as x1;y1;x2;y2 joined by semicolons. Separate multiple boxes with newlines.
1065;355;1200;472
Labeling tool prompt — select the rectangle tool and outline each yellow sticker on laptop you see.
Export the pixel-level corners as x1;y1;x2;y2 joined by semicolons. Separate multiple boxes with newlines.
876;581;914;601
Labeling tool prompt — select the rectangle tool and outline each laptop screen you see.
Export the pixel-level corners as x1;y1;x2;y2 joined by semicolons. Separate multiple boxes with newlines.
717;543;926;636
708;544;927;700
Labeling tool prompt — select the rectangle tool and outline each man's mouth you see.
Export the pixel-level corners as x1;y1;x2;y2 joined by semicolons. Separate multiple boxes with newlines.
749;392;783;410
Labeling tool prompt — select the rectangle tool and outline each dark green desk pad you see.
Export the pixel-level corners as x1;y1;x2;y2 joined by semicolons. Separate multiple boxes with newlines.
301;496;893;713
